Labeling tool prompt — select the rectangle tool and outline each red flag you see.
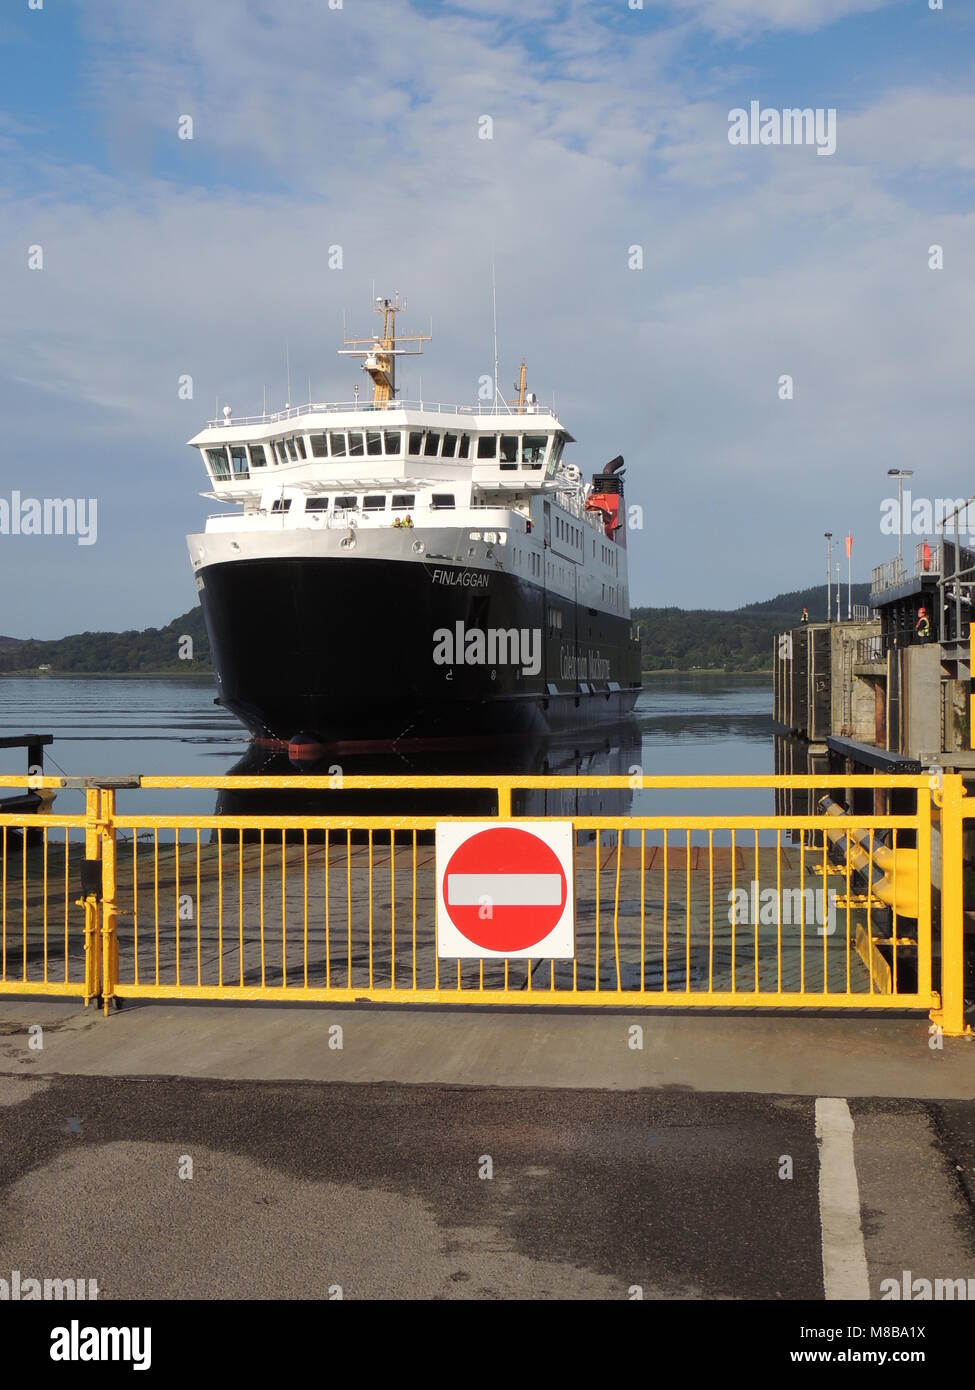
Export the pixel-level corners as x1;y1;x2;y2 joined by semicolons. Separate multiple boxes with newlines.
845;533;853;558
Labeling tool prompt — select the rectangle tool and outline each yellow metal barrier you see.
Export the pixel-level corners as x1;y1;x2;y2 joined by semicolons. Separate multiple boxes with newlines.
0;810;89;1000
937;775;973;1038
0;772;968;1034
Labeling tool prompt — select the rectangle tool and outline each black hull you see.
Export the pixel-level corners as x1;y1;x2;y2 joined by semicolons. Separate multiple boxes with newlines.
198;555;642;745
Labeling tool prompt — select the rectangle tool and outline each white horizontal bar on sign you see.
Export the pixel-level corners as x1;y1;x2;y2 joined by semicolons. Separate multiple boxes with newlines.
447;873;562;907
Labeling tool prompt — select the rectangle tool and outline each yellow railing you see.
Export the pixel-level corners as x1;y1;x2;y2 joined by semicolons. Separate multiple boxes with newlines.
0;773;969;1035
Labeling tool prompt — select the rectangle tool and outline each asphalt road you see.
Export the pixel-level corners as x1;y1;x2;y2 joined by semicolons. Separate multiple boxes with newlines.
1;1073;973;1300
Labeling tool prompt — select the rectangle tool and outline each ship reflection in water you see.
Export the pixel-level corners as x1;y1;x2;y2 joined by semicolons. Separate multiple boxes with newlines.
214;722;643;838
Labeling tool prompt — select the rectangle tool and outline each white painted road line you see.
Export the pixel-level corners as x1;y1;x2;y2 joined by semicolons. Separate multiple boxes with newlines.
815;1096;870;1300
446;873;563;906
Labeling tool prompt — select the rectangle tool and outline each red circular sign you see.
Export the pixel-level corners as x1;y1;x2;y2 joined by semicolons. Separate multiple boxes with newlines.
441;826;568;952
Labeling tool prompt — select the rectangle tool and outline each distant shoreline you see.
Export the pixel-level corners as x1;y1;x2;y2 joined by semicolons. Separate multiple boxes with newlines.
2;667;774;681
0;670;216;681
642;668;772;678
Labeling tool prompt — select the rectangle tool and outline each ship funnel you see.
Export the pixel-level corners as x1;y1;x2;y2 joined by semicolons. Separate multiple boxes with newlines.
587;457;626;546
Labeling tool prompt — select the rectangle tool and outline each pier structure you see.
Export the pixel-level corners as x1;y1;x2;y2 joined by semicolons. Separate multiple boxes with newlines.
774;536;975;782
0;734;54;822
773;534;975;1008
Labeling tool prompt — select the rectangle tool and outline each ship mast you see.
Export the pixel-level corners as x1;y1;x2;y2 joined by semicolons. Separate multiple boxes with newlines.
338;292;432;406
514;357;527;414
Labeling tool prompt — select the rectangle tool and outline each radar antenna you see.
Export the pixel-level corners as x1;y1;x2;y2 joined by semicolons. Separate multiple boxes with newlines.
338;291;432;407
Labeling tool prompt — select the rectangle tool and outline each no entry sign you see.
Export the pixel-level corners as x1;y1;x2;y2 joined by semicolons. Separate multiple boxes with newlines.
436;821;575;959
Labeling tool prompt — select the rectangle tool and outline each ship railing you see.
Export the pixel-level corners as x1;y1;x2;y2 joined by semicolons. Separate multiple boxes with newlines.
203;509;526;535
202;510;431;530
554;487;586;519
204;400;561;429
554;486;607;532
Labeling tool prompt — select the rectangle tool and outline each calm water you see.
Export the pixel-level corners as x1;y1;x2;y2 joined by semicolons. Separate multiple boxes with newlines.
0;674;774;824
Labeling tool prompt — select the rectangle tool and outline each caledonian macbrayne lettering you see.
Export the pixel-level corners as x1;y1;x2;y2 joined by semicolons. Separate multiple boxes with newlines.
560;646;612;682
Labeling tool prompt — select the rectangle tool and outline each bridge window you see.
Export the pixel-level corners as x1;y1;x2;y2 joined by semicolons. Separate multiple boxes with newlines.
206;447;230;479
271;497;292;513
458;434;471;459
431;493;455;509
293;436;307;459
500;435;518;466
348;432;365;457
363;495;386;511
334;495;357;511
523;435;547;468
309;434;327;458
273;440;288;464
391;494;415;510
329;433;347;457
546;435;564;477
442;433;458;458
424;432;441;457
384;431;402;454
477;435;498;460
408;431;424;456
284;439;297;461
230;446;249;477
366;431;382;457
249;445;267;468
305;497;329;512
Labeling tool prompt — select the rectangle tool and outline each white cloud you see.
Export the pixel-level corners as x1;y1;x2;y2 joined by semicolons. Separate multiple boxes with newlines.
0;0;971;633
652;0;897;38
841;89;975;174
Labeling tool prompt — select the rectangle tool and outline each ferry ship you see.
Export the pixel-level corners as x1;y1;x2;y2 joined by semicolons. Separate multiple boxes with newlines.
186;295;642;746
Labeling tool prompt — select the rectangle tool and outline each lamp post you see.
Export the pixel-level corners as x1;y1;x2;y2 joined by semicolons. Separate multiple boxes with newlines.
888;468;913;570
836;562;841;623
825;532;833;623
846;533;853;620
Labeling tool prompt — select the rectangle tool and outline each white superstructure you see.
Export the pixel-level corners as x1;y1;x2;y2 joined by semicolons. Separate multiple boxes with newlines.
187;297;629;622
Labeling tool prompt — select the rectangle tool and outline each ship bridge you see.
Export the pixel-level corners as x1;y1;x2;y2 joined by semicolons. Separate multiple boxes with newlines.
188;291;580;506
188;403;575;503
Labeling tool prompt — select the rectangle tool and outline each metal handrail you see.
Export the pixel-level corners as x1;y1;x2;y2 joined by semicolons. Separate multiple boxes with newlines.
872;540;975;596
871;557;907;594
855;634;887;664
0;772;937;792
203;400;561;429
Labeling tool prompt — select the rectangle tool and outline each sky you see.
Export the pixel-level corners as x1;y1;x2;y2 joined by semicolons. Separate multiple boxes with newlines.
1;0;973;637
